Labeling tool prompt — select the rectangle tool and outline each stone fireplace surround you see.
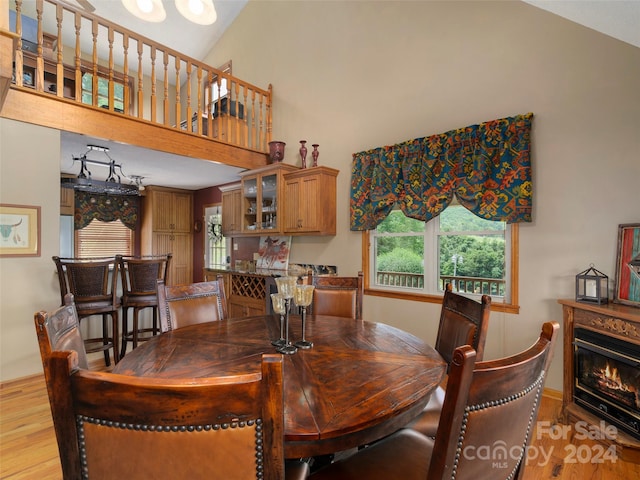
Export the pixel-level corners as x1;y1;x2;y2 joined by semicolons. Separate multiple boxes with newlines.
558;299;640;461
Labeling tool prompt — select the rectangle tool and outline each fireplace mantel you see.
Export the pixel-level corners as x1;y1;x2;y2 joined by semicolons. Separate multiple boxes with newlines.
558;299;640;461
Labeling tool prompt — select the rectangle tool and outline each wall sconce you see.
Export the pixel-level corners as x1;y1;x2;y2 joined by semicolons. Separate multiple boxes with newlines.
121;0;167;22
575;264;609;304
175;0;217;25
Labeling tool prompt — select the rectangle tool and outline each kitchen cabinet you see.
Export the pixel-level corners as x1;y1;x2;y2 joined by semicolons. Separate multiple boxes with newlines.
228;273;267;317
60;175;75;215
283;166;338;235
220;183;242;236
238;163;298;235
22;46;76;100
141;186;193;285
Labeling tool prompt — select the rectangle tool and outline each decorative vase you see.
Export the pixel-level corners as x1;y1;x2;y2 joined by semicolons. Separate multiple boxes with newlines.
299;140;308;168
311;144;319;167
268;141;286;163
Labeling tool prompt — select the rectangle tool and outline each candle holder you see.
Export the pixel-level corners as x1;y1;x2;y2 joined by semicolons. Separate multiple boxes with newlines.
299;140;308;168
275;276;299;355
270;293;286;347
293;285;314;349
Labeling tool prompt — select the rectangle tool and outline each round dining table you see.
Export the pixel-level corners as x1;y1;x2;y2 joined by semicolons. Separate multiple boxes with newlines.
113;314;446;458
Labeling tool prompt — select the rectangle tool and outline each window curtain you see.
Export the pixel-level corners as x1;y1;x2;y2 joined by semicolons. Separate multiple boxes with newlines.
74;191;139;230
350;112;533;230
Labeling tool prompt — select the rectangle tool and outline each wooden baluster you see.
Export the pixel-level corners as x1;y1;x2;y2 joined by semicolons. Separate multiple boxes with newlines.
136;40;143;118
251;90;257;150
206;69;213;138
196;66;203;135
55;3;63;98
162;50;169;125
14;0;24;88
174;56;181;128
186;61;192;132
74;11;81;101
266;84;273;147
91;19;98;107
35;0;44;93
122;33;129;114
108;26;114;111
242;85;248;147
150;45;156;122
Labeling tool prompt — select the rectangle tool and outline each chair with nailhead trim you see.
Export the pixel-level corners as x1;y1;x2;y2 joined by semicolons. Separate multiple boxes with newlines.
41;349;309;480
309;322;559;480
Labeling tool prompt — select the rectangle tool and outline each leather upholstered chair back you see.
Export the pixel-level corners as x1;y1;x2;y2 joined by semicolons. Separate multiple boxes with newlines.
42;351;296;480
308;322;559;480
34;293;89;372
309;271;364;320
157;278;228;332
435;283;491;366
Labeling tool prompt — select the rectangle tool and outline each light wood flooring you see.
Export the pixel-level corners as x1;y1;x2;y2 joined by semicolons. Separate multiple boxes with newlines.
1;366;639;479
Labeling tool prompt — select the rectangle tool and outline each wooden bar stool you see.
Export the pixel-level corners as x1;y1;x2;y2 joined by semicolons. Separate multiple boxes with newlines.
117;254;171;359
52;256;120;366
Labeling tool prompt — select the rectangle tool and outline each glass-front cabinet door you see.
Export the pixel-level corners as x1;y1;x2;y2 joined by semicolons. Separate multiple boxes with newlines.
239;164;298;235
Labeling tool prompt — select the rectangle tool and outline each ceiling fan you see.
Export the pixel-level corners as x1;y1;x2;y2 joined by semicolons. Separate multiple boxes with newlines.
61;0;96;13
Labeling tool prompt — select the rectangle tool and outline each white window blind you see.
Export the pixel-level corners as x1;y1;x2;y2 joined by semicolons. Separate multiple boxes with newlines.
75;219;133;258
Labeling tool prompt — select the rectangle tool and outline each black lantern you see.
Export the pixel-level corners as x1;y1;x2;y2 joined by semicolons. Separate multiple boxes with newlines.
575;264;608;304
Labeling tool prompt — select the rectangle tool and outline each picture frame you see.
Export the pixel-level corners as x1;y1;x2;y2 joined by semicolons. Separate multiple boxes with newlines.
0;204;41;257
613;223;640;307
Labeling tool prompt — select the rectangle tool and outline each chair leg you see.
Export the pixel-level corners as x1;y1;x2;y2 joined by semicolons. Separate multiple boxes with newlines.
112;310;119;364
121;306;129;360
102;314;111;367
133;308;140;350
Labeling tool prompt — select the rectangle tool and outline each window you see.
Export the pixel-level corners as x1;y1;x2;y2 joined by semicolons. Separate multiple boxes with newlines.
205;205;227;268
75;219;133;258
81;72;126;113
204;61;232;113
366;204;519;313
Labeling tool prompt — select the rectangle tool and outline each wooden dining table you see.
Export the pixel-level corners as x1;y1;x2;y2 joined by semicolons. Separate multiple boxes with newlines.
113;314;446;458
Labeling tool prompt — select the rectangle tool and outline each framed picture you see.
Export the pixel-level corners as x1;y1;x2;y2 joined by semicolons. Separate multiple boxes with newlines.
613;223;640;307
0;204;41;257
256;236;291;270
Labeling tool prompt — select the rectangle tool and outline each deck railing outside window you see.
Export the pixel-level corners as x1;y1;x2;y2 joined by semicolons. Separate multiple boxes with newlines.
8;0;272;152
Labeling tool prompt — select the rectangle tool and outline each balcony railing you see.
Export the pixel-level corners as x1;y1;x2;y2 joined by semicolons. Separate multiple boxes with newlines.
376;271;505;296
7;0;271;153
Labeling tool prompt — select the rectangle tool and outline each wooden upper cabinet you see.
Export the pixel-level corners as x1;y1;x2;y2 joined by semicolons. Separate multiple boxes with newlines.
220;183;242;236
283;166;338;236
60;175;75;215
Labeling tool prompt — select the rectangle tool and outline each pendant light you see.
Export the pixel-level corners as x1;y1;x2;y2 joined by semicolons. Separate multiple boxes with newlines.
175;0;217;25
121;0;166;23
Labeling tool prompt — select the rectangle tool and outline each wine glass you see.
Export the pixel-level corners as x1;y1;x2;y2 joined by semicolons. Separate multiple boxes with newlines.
270;293;286;347
275;276;298;355
293;285;314;349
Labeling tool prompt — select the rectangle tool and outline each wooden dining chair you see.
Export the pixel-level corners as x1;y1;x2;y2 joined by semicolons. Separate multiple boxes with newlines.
157;278;228;332
42;349;309;480
53;256;120;365
309;321;559;480
34;293;89;372
308;271;364;320
408;283;491;437
117;254;172;358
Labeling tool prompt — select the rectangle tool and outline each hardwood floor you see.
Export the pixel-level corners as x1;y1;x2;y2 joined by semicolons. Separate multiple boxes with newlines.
1;369;638;479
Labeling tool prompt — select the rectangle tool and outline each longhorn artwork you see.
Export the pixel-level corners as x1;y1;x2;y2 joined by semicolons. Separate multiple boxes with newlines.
0;204;41;257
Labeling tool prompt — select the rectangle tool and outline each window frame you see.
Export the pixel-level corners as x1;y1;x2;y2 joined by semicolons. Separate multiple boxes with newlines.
362;213;520;314
79;59;132;114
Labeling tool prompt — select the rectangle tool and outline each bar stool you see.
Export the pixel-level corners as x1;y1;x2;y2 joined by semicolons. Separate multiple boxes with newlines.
52;256;120;366
117;254;171;359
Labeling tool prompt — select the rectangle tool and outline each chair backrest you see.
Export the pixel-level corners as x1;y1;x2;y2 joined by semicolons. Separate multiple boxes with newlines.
52;256;119;314
44;350;285;480
34;292;89;373
157;278;228;332
117;254;172;298
309;271;364;320
435;283;491;365
428;321;559;480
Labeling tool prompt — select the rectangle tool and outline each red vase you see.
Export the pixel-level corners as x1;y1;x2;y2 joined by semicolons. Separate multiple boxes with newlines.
268;141;286;163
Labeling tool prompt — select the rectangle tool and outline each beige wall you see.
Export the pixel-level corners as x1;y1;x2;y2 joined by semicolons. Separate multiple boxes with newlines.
204;0;640;391
1;1;639;387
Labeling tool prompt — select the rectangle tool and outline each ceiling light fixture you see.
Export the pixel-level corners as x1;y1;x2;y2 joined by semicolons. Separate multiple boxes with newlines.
175;0;217;25
121;0;166;23
62;145;141;196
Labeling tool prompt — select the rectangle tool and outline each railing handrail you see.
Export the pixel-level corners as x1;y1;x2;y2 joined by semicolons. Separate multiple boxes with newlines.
8;0;272;153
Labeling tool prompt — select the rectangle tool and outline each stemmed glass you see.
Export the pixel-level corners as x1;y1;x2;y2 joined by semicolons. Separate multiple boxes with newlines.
274;276;298;355
270;293;286;347
294;285;314;349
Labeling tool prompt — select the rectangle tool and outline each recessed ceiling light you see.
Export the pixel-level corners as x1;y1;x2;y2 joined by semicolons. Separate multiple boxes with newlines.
121;0;166;23
175;0;217;25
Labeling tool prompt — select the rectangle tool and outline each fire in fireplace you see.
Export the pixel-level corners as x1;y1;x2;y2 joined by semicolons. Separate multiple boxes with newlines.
574;328;640;440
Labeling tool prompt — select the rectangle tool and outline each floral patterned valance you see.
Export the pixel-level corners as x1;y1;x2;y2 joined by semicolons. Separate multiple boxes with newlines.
350;113;533;230
74;191;139;230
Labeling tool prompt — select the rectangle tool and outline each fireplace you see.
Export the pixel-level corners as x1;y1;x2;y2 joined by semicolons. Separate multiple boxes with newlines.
574;328;640;440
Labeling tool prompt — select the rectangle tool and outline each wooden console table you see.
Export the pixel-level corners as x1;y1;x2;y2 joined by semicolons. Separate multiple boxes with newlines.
558;299;640;461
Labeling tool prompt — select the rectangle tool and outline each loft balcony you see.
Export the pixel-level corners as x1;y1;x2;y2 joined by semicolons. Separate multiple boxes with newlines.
0;0;272;172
